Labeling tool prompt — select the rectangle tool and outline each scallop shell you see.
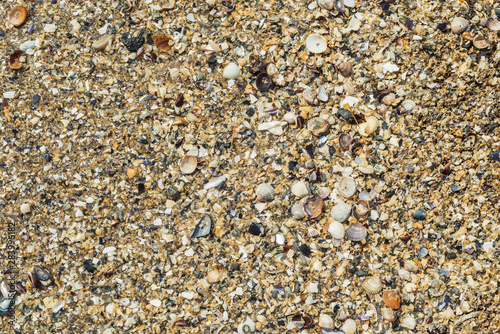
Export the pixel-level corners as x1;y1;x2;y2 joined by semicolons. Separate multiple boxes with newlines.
292;203;306;220
8;6;27;26
317;0;335;10
291;181;309;198
338;61;352;77
222;62;241;79
328;221;345;239
152;35;173;52
339;133;352;151
9;50;24;70
382;290;401;309
207;270;221;283
302;195;323;219
404;260;419;272
338;177;356;198
305;34;327;54
342;319;357;334
358;116;379;136
302;88;318;105
345;223;367;241
473;35;490;49
353;200;370;220
92;34;115;51
318;314;334;329
179;155;198;174
317;186;330;199
307;117;330;136
451;17;468;33
362;276;383;294
487;19;500;32
381;307;397;322
256;72;272;91
256;183;275;202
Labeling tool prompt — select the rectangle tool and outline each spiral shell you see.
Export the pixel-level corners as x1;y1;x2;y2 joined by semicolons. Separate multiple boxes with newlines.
362;276;383;294
256;183;275;202
338;177;356;198
382;290;401;309
338;61;352;77
345;223;366;241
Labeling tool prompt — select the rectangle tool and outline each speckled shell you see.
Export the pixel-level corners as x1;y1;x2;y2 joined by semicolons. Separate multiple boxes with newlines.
302;195;323;219
362;276;383;294
345;223;366;241
179;155;197;174
382;290;401;309
256;183;275;202
338;177;356;198
318;314;334;329
8;6;27;26
451;17;468;33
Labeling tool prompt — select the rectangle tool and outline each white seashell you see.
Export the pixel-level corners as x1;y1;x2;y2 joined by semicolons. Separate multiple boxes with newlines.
20;203;31;214
275;234;285;245
328;221;345;239
342;319;357;334
52;299;65;313
0;281;9;299
451;17;468;33
487;19;500;32
266;63;278;76
207;270;222;283
238;317;256;334
358;116;379;136
222;62;241;79
381;307;397;322
258;121;288;135
398;268;411;281
291;181;309;198
338;177;356;198
358;165;374;174
305;34;327;54
402;99;416;111
318;314;334;329
344;0;355;7
204;175;228;190
308;227;320;237
256;183;275;202
330;202;351;222
292;203;306;220
317;86;328;102
317;186;330;199
283;112;297;124
400;316;416;329
317;0;334;10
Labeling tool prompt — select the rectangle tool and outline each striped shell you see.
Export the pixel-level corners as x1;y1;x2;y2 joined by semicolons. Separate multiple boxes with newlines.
345;223;366;241
362;276;383;294
256;183;275;202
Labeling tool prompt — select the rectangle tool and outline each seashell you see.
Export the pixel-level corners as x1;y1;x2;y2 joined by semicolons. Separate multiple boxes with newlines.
302;88;318;105
338;133;352;151
473;35;490;49
237;31;248;43
317;86;328;102
292;203;306;220
338;177;356;198
308;226;320;237
338;61;352;77
190;214;212;238
222;62;241;79
486;19;500;32
317;0;334;10
358;116;379;136
221;0;235;12
317;186;330;199
461;31;473;41
291;314;305;328
346;223;367;241
335;0;346;12
33;266;51;281
362;276;383;294
0;298;11;316
52;299;65;313
256;183;275;202
8;6;27;26
353;200;370;220
207;270;221;283
9;50;24;69
291;181;309;198
238;317;256;334
330;202;351;222
0;281;9;299
318;314;334;329
152;35;173;52
308;117;330;136
92;34;115;51
400;316;416;330
179;155;198;174
342;319;356;334
402;99;416;111
380;92;395;105
302;195;323;219
20;203;31;214
404;260;419;272
328;221;345;239
265;63;278;76
451;17;468;33
28;271;41;289
256;73;272;91
382;290;401;309
283;112;298;124
381;307;397;322
305;34;327;54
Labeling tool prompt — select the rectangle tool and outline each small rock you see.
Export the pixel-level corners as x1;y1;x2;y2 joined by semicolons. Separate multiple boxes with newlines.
331;202;351;222
20;203;31;214
414;208;427;220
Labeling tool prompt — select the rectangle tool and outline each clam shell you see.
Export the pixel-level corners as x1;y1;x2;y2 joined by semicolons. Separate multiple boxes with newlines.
283;112;298;124
222;62;241;79
338;177;356;198
353;200;370;220
402;99;416;111
179;155;198;174
451;17;468;33
380;93;395;105
400;316;416;330
358;116;379;136
207;270;221;283
308;117;330;136
0;281;10;299
339;61;352;77
256;183;275;202
342;319;356;334
8;6;27;26
152;35;173;52
33;266;51;281
266;63;278;76
404;260;419;272
256;72;272;91
328;221;345;239
382;290;401;309
317;186;330;199
292;203;306;220
302;195;323;219
291;181;309;198
487;19;500;32
305;34;327;54
317;0;335;10
9;50;24;69
330;202;351;222
473;35;490;49
190;214;212;238
303;88;318;105
381;307;397;322
345;223;367;241
92;34;115;51
362;276;383;294
318;314;334;329
339;133;352;151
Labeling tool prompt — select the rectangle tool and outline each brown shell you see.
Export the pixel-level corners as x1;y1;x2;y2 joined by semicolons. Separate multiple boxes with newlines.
338;61;352;77
8;6;27;26
382;290;401;309
339;133;352;151
9;50;24;69
302;195;323;219
473;35;490;49
152;35;173;52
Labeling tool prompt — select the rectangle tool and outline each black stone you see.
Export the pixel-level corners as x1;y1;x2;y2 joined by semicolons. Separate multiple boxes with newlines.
488;150;500;161
298;244;311;257
247;222;263;236
32;94;41;104
336;108;355;122
121;34;144;52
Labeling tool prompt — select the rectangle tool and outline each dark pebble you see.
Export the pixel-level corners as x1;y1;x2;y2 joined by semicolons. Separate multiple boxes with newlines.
336;108;355;123
121;34;144;52
247;222;263;236
488;150;500;161
32;94;41;104
446;252;457;259
298;244;311;257
414;208;427;221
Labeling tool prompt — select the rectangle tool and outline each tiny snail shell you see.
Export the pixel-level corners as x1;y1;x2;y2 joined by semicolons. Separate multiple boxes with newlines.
179;155;198;174
305;34;327;54
237;31;248;43
338;177;356;198
302;195;323;219
318;314;334;329
381;307;397;322
345;223;367;241
362;276;383;294
382;290;401;309
222;62;241;79
451;17;469;33
291;181;310;198
207;270;221;284
328;221;345;239
342;319;357;334
353;200;370;220
292;203;306;220
404;260;419;272
256;183;275;202
338;61;352;77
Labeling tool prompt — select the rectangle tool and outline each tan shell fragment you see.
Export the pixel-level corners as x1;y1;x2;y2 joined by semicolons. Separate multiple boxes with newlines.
179;155;198;174
152;35;173;52
92;34;115;51
404;260;419;272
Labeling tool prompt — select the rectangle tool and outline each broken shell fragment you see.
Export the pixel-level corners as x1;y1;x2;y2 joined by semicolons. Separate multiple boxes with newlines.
362;276;383;294
179;155;198;174
292;203;306;220
8;6;27;26
9;50;24;69
256;73;273;91
207;270;221;283
338;177;356;198
328;221;345;239
283;112;298;124
404;260;419;272
330;202;351;222
92;34;115;51
318;314;334;329
382;290;401;309
291;181;309;198
450;17;468;33
353;200;370;220
358;116;379;136
338;61;352;77
302;195;323;219
238;317;256;334
317;86;328;102
307;117;330;136
222;62;241;79
305;34;327;54
303;88;318;105
345;223;367;241
33;266;51;281
317;0;335;10
20;203;31;214
152;35;173;52
473;35;490;49
256;183;275;202
380;92;396;105
338;133;352;151
400;316;416;330
190;215;212;238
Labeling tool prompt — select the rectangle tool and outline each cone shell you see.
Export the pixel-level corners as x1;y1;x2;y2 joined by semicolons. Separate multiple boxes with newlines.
256;183;275;202
318;314;334;329
451;17;468;33
305;34;327;54
382;290;401;309
179;155;198;174
362;276;383;294
345;222;366;241
9;50;24;69
152;35;173;52
381;307;397;322
338;177;356;198
8;6;27;26
302;195;323;219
